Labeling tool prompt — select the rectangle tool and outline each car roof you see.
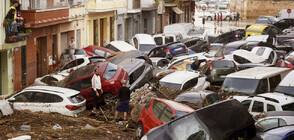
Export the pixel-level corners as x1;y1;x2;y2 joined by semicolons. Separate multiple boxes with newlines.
160;71;199;84
117;58;145;73
279;71;294;87
134;34;156;45
107;50;143;63
246;24;268;32
24;86;79;97
109;41;136;51
266;111;294;117
231;50;265;63
246;35;269;42
263;125;294;137
155;98;194;112
226;67;290;79
177;90;216;98
258;92;294;105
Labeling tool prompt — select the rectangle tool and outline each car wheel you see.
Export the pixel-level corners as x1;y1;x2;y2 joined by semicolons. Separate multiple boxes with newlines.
225;16;230;20
207;16;213;21
135;122;144;139
200;47;209;52
102;93;116;104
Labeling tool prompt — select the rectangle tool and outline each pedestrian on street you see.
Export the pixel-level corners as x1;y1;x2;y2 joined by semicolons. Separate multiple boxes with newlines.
91;69;103;114
191;59;207;71
68;37;75;61
214;13;217;21
112;80;131;123
220;13;223;22
229;12;232;23
236;12;240;26
217;13;220;22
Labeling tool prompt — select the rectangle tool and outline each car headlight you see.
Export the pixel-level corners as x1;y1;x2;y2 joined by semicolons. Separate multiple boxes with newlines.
141;135;148;140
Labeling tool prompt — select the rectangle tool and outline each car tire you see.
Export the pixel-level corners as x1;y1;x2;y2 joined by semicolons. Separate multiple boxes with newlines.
200;47;209;52
207;16;213;21
225;16;230;21
135;121;144;139
102;93;116;104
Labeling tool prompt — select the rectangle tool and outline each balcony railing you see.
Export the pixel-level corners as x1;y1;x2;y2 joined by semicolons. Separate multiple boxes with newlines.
21;0;70;10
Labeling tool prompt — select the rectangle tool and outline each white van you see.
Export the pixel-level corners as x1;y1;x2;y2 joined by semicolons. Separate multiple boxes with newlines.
153;33;183;46
276;9;294;20
221;67;291;95
130;34;157;54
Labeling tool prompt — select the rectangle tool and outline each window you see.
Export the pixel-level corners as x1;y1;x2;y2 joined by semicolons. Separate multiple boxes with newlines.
154;37;163;46
282;103;294;111
267;104;276;111
160;107;173;122
152;100;167;120
212;60;234;68
40;76;58;86
241;100;252;110
267;51;275;64
233;55;251;64
256;118;286;132
69;94;85;103
61;59;85;71
74;49;86;55
129;65;145;85
51;94;63;103
80;77;92;89
105;44;119;52
252;101;264;112
91;49;107;57
157;59;169;67
182;78;198;90
103;63;118;80
269;75;281;92
133;38;139;49
32;92;52;103
165;36;174;44
256;79;268;94
14;92;33;102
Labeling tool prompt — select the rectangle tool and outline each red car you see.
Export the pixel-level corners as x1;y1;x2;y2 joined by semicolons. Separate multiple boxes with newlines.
276;59;294;70
59;62;128;106
136;98;194;138
84;45;120;58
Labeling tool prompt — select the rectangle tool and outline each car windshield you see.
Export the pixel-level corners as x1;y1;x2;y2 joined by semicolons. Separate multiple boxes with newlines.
103;63;118;80
68;94;85;103
139;44;157;54
274;86;294;96
222;78;260;94
212;61;235;68
169;114;210;140
105;44;120;52
256;20;269;25
282;103;294;111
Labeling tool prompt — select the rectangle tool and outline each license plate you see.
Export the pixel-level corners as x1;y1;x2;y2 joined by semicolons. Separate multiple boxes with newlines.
175;48;182;51
220;75;226;78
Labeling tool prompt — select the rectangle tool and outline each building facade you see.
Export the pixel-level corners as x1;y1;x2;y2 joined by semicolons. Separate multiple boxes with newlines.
141;0;157;34
1;0;27;95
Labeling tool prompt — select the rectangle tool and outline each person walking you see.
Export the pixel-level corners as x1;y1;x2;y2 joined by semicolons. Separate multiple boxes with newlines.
236;12;240;26
112;80;131;123
214;13;217;21
229;12;233;23
217;13;220;22
91;69;103;114
220;13;223;23
68;37;75;61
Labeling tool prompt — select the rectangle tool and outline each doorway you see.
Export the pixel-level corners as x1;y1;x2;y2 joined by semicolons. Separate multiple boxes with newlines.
94;19;99;46
99;18;104;46
0;53;2;95
52;35;57;64
36;37;47;77
21;46;27;88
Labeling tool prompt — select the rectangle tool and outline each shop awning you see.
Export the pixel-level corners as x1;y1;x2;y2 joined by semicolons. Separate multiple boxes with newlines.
172;7;184;14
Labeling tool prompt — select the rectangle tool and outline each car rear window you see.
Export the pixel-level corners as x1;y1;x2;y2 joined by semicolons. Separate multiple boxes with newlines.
212;60;235;68
41;76;58;86
282;103;294;111
105;44;120;52
103;63;118;80
274;86;294;96
69;94;85;103
154;37;163;46
62;64;96;85
75;49;86;55
233;55;251;64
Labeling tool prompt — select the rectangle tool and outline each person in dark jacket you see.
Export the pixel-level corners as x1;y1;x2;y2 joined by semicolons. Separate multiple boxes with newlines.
4;9;16;43
112;80;131;123
191;59;207;71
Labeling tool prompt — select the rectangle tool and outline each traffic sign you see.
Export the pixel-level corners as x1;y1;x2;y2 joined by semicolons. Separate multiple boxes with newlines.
287;9;291;14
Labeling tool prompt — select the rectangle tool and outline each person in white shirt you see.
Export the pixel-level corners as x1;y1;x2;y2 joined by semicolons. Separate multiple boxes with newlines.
68;37;75;61
91;69;103;114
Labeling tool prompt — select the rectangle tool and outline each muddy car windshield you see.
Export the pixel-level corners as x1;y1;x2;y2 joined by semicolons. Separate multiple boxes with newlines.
159;81;182;89
274;86;294;96
139;44;157;54
222;78;262;94
103;63;118;80
169;114;210;140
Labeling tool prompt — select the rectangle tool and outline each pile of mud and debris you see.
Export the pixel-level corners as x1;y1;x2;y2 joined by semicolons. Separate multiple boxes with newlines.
0;110;134;140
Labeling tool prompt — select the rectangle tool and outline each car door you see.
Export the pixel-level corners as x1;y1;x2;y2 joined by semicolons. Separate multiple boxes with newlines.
145;100;167;131
67;77;93;105
251;100;265;117
48;93;65;115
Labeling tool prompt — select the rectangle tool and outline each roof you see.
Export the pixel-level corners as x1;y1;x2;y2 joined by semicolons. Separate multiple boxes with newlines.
24;86;79;97
279;71;294;86
160;71;199;84
134;34;156;45
258;92;294;105
117;58;145;73
226;67;290;79
262;125;294;137
266;111;294;117
109;41;136;51
245;35;269;42
156;98;194;113
246;24;268;32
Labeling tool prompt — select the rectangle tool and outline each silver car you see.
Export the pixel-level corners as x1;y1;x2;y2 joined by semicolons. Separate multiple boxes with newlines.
59;49;88;64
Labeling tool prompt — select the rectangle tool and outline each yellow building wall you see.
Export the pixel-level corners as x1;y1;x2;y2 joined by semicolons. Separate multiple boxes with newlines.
86;0;126;10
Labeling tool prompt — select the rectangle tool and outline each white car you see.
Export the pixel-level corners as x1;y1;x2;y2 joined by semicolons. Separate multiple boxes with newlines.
255;111;294;132
150;57;170;69
130;34;157;54
166;52;212;69
0;86;86;117
251;47;278;65
105;41;136;52
224;49;267;65
33;72;68;86
233;93;294;117
159;71;209;91
153;33;183;46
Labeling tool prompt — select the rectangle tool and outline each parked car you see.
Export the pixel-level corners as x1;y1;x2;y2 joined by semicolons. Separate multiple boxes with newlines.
83;45;119;58
179;38;209;53
255;111;294;132
245;24;283;37
275;70;294;96
0;86;86;117
224;49;266;65
166;53;211;70
175;90;219;107
148;42;188;59
59;62;128;106
116;58;153;91
274;18;294;31
130;34;157;54
150;57;170;69
186;28;209;41
168;59;193;71
33;72;68;86
153;33;183;46
256;16;279;25
259;125;294;140
60;49;88;64
222;67;291;95
107;50;152;65
135;98;194;138
234;93;294;117
141;99;257;140
59;56;105;73
210;29;245;44
199;60;238;84
105;41;136;52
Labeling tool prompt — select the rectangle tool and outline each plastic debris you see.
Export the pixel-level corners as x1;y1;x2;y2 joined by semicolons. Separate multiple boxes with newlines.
52;124;62;130
82;124;95;130
8;135;31;140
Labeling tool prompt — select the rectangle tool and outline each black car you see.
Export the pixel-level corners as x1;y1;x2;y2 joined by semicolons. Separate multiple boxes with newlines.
148;42;188;59
179;38;209;53
210;29;245;44
141;99;256;140
106;50;152;65
274;18;294;30
256;16;279;25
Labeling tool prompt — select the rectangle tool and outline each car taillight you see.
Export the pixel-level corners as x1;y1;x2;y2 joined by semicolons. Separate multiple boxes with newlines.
233;61;239;71
171;67;177;70
164;49;170;53
234;34;240;38
209;62;213;71
288;63;293;70
66;105;80;111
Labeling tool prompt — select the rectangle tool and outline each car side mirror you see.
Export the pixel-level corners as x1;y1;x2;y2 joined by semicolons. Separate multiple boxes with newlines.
8;97;16;102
